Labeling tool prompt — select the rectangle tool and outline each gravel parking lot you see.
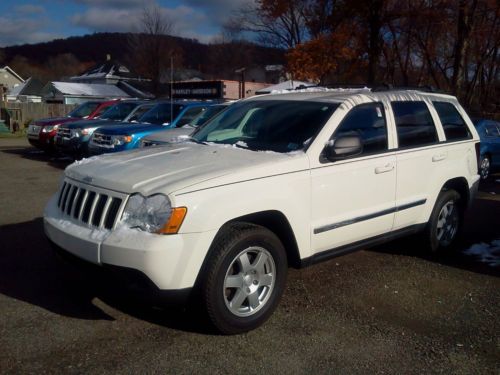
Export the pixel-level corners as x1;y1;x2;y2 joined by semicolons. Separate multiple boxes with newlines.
1;137;499;374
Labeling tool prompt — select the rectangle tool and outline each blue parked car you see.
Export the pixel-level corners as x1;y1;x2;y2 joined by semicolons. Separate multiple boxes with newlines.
55;101;154;158
88;101;213;154
473;119;500;180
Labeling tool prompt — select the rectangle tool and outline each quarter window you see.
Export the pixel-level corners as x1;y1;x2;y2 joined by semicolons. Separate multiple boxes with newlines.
432;101;471;141
332;103;388;155
392;101;438;148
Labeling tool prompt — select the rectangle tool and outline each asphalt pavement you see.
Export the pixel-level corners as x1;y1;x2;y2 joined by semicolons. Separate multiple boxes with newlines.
0;138;499;374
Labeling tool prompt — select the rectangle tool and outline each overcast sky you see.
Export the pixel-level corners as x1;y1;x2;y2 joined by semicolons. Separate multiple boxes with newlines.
0;0;250;47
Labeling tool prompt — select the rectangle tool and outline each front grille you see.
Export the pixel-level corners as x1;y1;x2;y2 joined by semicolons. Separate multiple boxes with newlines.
91;132;112;146
57;180;125;230
57;127;71;138
28;124;41;134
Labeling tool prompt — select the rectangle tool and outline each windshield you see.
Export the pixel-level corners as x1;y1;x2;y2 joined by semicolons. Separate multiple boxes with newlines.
100;102;138;121
138;103;184;125
192;100;338;152
127;104;154;122
189;105;227;127
68;102;100;118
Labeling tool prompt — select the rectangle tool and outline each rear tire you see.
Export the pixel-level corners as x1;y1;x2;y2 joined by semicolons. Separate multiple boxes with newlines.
200;223;287;335
424;190;462;252
479;156;491;180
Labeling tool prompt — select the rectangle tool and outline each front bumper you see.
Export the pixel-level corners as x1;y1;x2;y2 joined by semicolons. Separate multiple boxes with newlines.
55;135;89;156
44;194;217;293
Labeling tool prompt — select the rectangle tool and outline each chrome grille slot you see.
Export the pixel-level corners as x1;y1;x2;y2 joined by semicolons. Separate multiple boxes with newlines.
91;132;113;146
58;182;67;207
91;195;108;227
73;188;86;218
65;186;78;215
58;127;71;138
82;191;96;223
104;198;123;229
56;179;127;230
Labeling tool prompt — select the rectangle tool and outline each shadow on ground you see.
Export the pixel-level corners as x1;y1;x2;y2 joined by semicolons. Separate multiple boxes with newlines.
0;218;215;334
1;146;73;170
373;179;500;278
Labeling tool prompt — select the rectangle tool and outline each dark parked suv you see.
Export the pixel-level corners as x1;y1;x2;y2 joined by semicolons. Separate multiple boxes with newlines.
473;119;500;179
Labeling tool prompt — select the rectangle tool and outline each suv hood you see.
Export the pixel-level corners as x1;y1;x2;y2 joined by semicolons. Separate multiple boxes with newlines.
64;119;121;129
94;122;164;135
64;143;309;196
35;117;77;126
143;127;194;143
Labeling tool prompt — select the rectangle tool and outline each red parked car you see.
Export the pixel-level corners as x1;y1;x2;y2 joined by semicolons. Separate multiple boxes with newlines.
27;100;119;152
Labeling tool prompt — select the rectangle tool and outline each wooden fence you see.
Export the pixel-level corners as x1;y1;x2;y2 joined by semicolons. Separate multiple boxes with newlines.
4;103;77;128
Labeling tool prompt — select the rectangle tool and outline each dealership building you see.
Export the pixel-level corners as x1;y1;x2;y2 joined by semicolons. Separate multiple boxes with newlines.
170;80;271;101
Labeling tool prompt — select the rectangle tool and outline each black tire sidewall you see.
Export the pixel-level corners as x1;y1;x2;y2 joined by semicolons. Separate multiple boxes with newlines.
205;225;287;334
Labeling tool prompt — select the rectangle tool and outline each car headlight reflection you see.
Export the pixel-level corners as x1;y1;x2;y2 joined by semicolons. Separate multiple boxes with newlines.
122;193;187;234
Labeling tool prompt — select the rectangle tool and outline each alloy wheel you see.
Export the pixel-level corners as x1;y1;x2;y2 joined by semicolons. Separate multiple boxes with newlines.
223;246;276;317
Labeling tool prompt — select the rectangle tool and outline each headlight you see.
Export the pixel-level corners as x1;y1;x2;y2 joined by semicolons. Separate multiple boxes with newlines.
42;124;61;133
121;193;187;234
111;135;133;146
72;127;97;137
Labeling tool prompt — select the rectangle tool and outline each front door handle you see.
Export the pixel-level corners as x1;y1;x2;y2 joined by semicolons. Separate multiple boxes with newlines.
432;153;447;162
375;163;394;174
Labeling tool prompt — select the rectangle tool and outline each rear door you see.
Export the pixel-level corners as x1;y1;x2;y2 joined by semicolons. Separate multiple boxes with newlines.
391;100;443;230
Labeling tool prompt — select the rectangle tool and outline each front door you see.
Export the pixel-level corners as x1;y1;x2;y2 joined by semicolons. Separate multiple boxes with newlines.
310;102;397;254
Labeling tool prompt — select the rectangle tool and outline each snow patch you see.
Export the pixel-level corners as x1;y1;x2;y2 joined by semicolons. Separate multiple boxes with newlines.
53;217;110;242
269;86;370;95
71;155;102;166
463;240;500;267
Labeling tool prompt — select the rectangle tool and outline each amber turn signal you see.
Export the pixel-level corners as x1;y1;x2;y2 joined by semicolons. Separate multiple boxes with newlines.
158;207;187;234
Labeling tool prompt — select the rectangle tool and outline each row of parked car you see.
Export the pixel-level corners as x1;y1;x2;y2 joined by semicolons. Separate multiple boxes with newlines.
27;98;500;179
27;99;230;158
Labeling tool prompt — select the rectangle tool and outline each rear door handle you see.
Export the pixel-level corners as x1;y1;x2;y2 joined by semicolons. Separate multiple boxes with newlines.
375;163;394;174
432;153;447;162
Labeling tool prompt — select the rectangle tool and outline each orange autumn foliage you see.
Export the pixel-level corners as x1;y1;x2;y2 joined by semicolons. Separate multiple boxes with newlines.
286;30;356;83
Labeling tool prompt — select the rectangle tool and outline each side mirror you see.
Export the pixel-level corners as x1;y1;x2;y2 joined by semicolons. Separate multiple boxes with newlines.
323;135;363;161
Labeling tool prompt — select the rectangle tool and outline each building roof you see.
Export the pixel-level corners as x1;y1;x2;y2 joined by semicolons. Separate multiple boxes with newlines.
8;77;45;97
0;66;25;83
49;81;130;97
72;60;142;81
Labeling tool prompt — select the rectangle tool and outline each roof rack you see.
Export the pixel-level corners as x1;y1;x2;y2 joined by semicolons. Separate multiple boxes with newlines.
371;84;442;93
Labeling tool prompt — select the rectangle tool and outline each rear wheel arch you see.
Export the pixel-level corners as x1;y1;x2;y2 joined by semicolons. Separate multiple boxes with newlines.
439;177;470;212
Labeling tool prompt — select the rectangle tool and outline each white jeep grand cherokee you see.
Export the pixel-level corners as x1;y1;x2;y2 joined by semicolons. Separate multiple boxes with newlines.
44;89;480;334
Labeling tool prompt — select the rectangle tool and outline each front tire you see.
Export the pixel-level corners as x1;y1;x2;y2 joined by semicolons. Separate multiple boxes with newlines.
201;223;287;334
424;190;461;252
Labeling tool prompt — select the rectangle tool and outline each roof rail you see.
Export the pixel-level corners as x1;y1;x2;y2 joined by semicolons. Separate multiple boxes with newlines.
371;84;442;93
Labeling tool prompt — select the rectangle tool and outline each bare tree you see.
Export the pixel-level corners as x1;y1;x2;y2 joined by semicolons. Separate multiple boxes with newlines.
128;4;179;95
227;0;309;49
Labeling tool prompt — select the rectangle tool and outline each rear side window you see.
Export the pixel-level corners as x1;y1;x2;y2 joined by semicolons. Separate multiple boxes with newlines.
333;103;388;155
392;101;438;148
432;101;471;141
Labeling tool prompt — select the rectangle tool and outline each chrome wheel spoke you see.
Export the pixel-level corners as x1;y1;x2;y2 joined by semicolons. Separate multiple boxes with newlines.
230;290;246;310
238;253;252;273
248;292;260;309
260;273;273;286
225;274;243;289
253;252;268;273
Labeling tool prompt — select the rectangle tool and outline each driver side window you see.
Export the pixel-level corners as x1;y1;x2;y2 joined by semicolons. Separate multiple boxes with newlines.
332;103;388;156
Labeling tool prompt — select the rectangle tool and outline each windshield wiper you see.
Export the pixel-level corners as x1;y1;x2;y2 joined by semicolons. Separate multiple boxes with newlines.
187;136;208;145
